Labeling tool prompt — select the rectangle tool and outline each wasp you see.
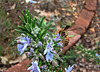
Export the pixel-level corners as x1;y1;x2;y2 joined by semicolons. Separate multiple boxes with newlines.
58;26;71;46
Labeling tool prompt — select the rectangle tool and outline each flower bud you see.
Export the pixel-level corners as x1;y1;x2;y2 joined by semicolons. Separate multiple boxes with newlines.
25;0;37;4
38;41;42;47
27;52;32;57
30;48;33;53
38;53;45;61
96;53;99;57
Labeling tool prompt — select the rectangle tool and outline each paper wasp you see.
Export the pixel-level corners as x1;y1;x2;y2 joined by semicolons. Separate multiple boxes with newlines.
58;26;71;46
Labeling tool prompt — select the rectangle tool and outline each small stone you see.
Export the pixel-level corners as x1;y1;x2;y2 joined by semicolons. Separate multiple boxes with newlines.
0;56;8;64
79;63;85;67
84;34;87;37
80;68;83;71
81;58;85;63
76;51;81;54
89;64;94;68
83;69;87;72
89;28;95;32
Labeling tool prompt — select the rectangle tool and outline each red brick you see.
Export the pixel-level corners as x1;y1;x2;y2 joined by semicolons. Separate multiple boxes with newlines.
75;17;91;29
85;0;97;11
5;59;31;72
86;0;97;6
68;24;86;34
85;5;96;11
79;9;94;21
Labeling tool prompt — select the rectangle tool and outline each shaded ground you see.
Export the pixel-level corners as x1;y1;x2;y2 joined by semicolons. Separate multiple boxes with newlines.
75;0;100;71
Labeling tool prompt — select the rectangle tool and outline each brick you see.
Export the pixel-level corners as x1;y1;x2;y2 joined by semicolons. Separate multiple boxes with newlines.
85;5;96;11
75;17;91;29
79;9;94;21
86;0;97;6
5;59;31;72
68;25;86;34
85;0;97;11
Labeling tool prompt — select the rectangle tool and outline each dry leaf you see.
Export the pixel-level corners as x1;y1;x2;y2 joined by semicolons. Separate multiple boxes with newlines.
54;10;60;16
61;8;66;11
74;12;78;16
66;13;71;16
35;9;54;19
73;7;76;11
9;54;27;64
89;28;95;32
10;4;16;10
69;1;73;7
21;1;24;4
0;56;8;64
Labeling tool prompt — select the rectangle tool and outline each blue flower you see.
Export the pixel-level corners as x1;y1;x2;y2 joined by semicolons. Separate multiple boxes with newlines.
27;52;32;57
30;48;33;53
54;33;63;47
44;40;55;55
27;61;40;72
60;42;63;47
46;52;53;62
54;33;61;41
65;65;74;72
57;42;63;47
40;65;46;69
44;40;55;62
96;53;99;57
17;36;30;55
38;41;42;47
26;0;37;3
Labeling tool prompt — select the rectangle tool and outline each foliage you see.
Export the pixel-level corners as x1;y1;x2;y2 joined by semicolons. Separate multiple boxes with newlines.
76;44;100;64
0;8;20;60
15;10;75;72
0;46;3;56
15;9;100;72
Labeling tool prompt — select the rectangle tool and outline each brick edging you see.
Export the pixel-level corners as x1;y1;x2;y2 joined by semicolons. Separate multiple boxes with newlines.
4;59;31;72
67;0;97;34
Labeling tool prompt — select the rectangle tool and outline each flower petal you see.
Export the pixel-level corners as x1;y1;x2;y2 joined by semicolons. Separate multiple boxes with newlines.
60;42;63;47
57;33;59;37
20;44;28;55
50;40;53;45
96;53;99;57
19;36;30;44
44;48;47;55
64;68;68;72
27;66;33;70
29;0;37;3
67;65;73;72
35;66;41;72
38;41;42;47
50;48;56;53
30;48;33;53
32;61;38;66
30;70;34;72
26;36;30;43
19;39;27;44
17;44;24;51
46;52;53;62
